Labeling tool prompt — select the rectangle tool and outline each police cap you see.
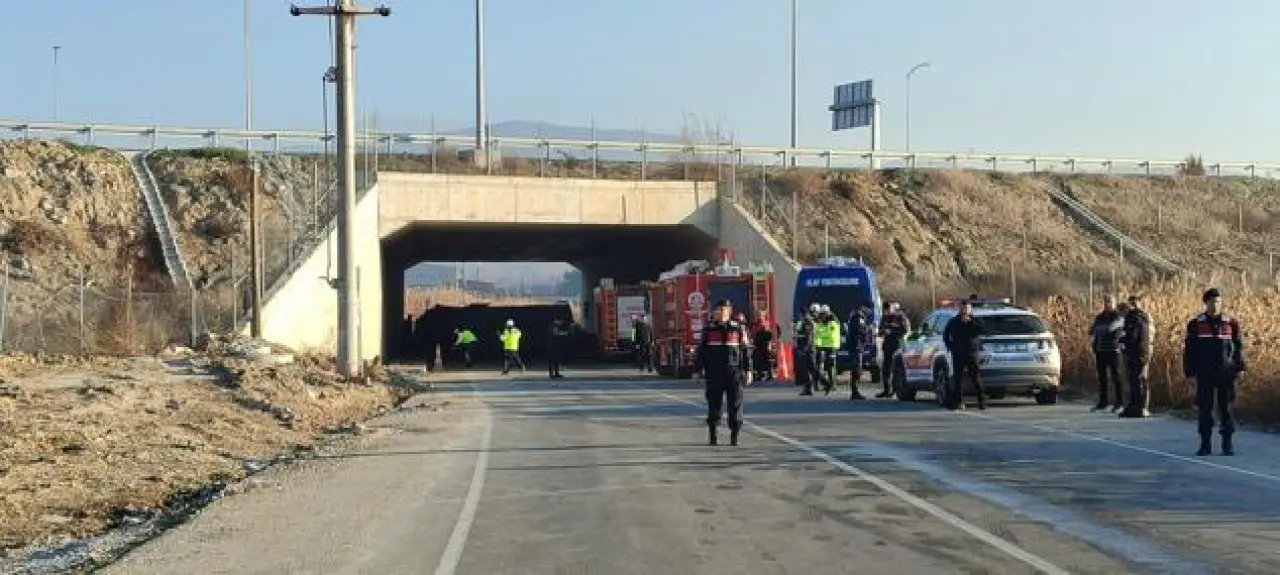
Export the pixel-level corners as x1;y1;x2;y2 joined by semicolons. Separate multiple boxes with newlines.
1202;288;1221;303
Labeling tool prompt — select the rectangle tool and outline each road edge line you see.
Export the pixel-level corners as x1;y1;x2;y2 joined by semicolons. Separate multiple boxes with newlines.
433;391;494;575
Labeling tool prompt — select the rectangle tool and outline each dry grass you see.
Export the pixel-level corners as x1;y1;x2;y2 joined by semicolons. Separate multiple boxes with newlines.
1028;275;1280;423
0;351;421;552
404;287;548;317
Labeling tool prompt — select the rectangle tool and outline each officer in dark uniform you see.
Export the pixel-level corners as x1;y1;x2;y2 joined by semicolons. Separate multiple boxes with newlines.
546;318;570;379
631;315;654;372
795;305;820;396
1183;288;1246;456
695;299;753;446
1120;294;1154;418
943;300;986;410
878;302;911;389
846;306;871;400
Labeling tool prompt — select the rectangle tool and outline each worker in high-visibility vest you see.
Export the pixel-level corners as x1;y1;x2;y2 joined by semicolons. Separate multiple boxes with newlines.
815;305;840;395
499;319;526;375
453;327;478;369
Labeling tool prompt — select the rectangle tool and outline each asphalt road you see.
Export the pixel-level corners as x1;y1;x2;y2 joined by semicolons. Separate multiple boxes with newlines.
104;369;1280;575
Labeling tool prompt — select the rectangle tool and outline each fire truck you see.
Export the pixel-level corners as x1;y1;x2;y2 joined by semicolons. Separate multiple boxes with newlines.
591;279;651;358
650;249;775;379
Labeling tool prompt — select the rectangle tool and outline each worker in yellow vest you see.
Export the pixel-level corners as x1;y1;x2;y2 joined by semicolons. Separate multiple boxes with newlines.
816;305;841;395
453;327;478;369
499;319;526;375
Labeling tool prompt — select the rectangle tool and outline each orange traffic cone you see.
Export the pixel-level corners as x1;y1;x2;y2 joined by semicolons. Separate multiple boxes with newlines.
775;344;793;384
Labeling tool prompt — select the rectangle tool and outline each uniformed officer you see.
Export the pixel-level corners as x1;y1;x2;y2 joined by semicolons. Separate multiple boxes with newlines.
498;319;526;375
795;305;820;396
879;302;911;389
943;300;986;410
847;306;873;400
631;315;654;373
695;299;753;446
453;327;478;369
1183;288;1245;456
750;312;777;382
546;318;570;379
815;305;840;395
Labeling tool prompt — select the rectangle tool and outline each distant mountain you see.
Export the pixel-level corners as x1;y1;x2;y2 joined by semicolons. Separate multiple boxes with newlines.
442;120;684;144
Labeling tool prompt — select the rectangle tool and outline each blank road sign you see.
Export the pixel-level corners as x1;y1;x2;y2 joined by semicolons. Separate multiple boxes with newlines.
832;80;873;108
832;106;872;130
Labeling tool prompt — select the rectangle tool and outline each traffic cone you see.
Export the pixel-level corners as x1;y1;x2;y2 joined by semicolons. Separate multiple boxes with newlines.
775;344;793;384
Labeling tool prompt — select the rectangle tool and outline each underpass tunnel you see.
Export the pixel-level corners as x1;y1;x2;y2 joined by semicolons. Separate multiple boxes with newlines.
381;223;719;365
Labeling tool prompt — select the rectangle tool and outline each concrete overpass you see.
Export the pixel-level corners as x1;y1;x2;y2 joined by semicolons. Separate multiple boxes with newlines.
254;172;797;362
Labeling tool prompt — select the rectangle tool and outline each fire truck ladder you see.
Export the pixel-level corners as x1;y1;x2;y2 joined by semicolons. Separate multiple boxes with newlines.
599;289;619;354
748;262;773;319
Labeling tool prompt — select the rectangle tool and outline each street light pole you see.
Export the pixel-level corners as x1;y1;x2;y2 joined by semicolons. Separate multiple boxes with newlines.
789;0;797;164
475;0;488;166
245;0;265;339
291;0;391;378
52;46;62;122
905;61;930;153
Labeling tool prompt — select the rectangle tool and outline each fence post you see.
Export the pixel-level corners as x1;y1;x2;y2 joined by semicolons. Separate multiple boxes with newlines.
1010;262;1017;304
1088;270;1095;305
125;266;133;354
0;251;8;353
231;248;238;332
189;288;197;348
78;267;86;355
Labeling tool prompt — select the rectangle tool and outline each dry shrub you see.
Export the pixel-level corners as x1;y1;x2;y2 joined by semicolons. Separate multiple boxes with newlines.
1178;154;1206;177
1032;277;1280;422
5;219;62;255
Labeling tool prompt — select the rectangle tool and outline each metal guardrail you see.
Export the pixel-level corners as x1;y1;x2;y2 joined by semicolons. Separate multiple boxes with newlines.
1046;180;1182;275
122;150;192;289
5;118;1279;177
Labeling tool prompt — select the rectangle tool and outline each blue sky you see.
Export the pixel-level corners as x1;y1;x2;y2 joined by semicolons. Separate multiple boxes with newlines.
2;0;1277;161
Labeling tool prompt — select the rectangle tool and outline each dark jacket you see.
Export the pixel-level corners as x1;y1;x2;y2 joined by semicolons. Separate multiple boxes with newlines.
695;319;752;379
846;310;871;354
1091;310;1125;354
943;315;986;357
879;311;911;348
751;324;775;353
547;321;570;353
1183;313;1245;378
795;316;816;352
1121;309;1154;364
631;321;653;345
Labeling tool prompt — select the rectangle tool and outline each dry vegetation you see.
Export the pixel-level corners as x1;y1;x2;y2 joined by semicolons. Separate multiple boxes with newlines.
0;345;428;562
405;287;579;320
1030;276;1280;423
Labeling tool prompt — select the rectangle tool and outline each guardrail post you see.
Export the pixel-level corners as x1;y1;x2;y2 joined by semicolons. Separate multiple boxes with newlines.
590;142;599;179
273;133;281;153
149;129;158;150
1065;159;1075;173
85;126;95;146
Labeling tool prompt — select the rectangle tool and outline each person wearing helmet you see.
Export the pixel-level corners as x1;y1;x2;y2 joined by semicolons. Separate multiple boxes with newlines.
694;299;753;446
815;304;840;395
795;304;820;395
498;319;525;375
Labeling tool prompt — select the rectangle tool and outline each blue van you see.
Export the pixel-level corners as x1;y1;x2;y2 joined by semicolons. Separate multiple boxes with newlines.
792;257;884;379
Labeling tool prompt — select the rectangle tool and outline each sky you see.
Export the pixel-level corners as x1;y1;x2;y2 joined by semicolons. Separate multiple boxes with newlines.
3;0;1279;162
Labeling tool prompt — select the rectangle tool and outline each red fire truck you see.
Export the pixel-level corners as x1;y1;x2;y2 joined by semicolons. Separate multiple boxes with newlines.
650;249;776;378
592;279;650;358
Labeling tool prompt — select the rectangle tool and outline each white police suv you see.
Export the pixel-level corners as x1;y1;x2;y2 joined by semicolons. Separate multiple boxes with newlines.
887;297;1061;406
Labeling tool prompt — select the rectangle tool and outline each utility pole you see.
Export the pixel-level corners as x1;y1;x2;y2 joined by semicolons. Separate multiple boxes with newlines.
474;0;488;166
52;45;62;122
245;0;264;338
905;62;930;153
292;0;391;378
789;0;797;163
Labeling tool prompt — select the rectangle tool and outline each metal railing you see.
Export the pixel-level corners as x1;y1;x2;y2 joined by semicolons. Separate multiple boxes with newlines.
122;151;193;289
1046;179;1182;275
5;118;1279;178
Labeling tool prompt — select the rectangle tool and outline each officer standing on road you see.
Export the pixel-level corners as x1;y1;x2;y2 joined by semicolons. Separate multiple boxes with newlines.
453;327;479;369
1184;288;1246;456
815;305;840;396
795;305;820;396
546;318;570;379
499;319;526;375
695;299;753;446
943;299;986;410
1120;294;1155;418
878;302;911;392
631;315;654;373
750;312;777;383
845;306;871;400
1091;295;1126;412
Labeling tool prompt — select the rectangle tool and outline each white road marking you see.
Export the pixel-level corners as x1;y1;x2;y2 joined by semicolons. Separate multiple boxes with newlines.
649;389;1071;575
432;402;494;575
965;412;1280;484
850;443;1212;575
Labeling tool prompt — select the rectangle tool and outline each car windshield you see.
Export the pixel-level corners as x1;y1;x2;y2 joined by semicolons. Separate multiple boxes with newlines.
978;314;1048;336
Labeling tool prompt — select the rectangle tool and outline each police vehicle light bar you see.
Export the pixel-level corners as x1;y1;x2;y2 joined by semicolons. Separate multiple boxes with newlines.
939;296;1012;307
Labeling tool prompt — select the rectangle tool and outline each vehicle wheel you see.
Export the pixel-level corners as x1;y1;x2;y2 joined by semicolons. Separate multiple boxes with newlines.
893;361;916;402
933;367;951;408
1035;388;1059;405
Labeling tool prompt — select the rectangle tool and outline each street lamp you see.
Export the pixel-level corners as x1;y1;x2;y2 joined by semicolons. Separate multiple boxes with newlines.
789;0;797;154
475;0;488;165
52;45;62;122
905;61;930;153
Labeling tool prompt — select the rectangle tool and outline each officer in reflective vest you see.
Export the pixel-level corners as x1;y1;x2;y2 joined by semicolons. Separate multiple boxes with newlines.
453;327;478;369
1183;288;1245;456
815;305;840;395
695;299;753;446
499;319;526;375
